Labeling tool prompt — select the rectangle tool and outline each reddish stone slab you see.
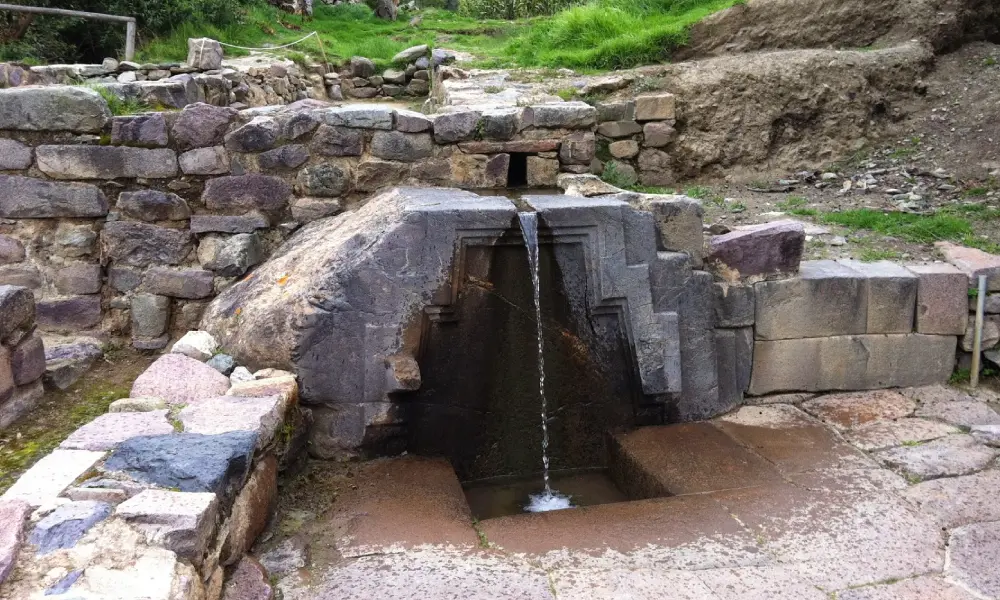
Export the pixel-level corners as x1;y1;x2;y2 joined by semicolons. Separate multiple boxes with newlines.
707;220;805;278
130;353;231;406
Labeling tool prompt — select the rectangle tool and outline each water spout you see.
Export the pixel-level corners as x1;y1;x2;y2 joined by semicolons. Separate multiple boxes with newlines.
518;211;573;514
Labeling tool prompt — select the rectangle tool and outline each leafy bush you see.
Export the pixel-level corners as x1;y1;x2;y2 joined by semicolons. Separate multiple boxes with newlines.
0;0;261;63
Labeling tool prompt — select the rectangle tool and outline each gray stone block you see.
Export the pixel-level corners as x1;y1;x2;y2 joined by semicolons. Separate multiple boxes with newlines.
54;263;102;295
290;197;342;221
433;111;481;144
0;265;40;290
197;234;264;278
370;131;433;162
110;113;168;148
0;235;25;265
755;260;867;340
297;163;352;197
908;263;970;335
36;296;102;332
172;103;238;150
635;93;676;121
35;146;178;180
116;489;218;564
142;268;214;299
0;380;43;429
109;266;143;292
479;108;520;140
356;159;410;193
748;334;957;395
311;125;364;157
713;283;755;327
0;347;11;403
674;269;721;420
132;294;171;338
839;259;917;334
104;432;257;501
187;38;223;69
178;146;230;175
203;175;291;213
394;109;433;133
29;501;111;554
102;221;193;267
117;190;191;222
0;285;35;340
224;117;279;153
190;212;269;234
0;87;110;133
10;333;44;386
0;140;32;170
558;132;596;165
596;120;642;138
317;105;394;130
524;102;596;129
206;354;236;375
633;195;705;268
257;145;308;171
0;176;108;219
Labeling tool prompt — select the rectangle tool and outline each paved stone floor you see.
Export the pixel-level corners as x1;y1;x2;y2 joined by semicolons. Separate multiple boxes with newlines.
265;384;1000;599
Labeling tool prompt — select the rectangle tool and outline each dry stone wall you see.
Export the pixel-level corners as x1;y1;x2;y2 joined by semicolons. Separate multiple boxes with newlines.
0;285;45;429
0;86;670;349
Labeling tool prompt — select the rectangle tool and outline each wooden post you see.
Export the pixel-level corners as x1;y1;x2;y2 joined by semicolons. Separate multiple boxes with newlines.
0;4;137;60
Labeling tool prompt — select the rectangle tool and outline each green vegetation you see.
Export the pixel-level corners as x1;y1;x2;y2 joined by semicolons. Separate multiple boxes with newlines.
858;247;903;262
89;85;149;116
819;209;973;245
0;382;129;494
776;195;818;216
0;0;259;63
600;161;638;188
4;0;742;72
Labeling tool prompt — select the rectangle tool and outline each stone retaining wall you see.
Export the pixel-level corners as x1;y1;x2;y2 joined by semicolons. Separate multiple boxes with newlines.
0;285;45;429
0;331;305;600
0;86;645;349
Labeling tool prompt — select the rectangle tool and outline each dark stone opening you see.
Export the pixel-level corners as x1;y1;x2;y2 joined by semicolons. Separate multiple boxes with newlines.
398;222;646;483
507;152;529;187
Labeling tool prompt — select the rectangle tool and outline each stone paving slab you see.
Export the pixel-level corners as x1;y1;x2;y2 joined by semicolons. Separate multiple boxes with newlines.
836;575;980;600
550;568;720;600
115;489;218;564
844;418;960;451
59;410;174;451
1;449;105;507
130;353;230;406
609;423;784;497
330;456;479;557
714;405;875;474
279;549;556;600
696;565;828;600
874;434;998;481
178;395;285;449
801;390;916;431
0;499;29;584
914;399;1000;428
946;521;1000;598
902;469;1000;528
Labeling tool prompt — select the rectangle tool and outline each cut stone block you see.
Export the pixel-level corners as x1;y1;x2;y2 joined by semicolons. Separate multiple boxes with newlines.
937;241;1000;291
915;398;1000;428
116;489;218;563
708;220;805;279
29;500;111;554
748;334;956;395
1;449;105;507
634;93;676;121
801;390;916;431
907;263;970;335
226;375;299;402
0;284;35;339
838;259;917;334
0;500;29;584
108;397;168;413
219;456;277;565
971;424;1000;446
874;434;997;481
609;423;783;498
10;332;44;386
170;330;219;361
178;395;286;448
844;418;959;451
754;260;866;340
712;282;755;327
103;432;256;501
60;410;174;451
130;353;230;406
35;146;178;180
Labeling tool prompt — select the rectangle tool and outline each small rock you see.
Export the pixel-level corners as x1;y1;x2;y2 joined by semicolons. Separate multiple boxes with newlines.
206;354;236;376
29;501;111;554
171;330;219;362
108;397;168;413
259;538;307;576
130;353;231;406
230;366;254;385
253;368;295;380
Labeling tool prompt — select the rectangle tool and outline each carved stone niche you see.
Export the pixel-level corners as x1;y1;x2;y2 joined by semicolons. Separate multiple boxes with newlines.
201;188;692;470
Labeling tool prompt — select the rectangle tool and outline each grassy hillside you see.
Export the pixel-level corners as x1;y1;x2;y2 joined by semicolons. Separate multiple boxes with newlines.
135;0;741;71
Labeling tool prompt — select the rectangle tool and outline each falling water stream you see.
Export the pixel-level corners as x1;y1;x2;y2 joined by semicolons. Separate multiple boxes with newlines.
518;212;574;513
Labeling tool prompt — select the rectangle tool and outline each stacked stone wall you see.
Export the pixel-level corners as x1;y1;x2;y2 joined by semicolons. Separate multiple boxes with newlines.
0;285;45;428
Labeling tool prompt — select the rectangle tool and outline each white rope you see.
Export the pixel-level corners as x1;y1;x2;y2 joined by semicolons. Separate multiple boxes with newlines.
215;31;320;52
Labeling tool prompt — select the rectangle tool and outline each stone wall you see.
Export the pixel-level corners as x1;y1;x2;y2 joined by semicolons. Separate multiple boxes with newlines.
0;334;304;600
0;85;639;349
0;285;45;429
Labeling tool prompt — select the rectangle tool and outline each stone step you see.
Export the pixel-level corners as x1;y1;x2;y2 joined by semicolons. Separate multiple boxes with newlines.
608;422;784;498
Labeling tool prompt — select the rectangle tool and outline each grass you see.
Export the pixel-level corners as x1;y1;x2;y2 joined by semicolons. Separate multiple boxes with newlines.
134;0;742;71
818;209;973;245
89;85;150;116
601;161;638;188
